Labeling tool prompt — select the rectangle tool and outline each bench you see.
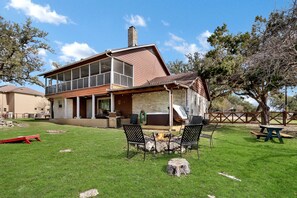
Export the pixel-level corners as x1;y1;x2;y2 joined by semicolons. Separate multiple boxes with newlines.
250;131;267;139
0;134;41;144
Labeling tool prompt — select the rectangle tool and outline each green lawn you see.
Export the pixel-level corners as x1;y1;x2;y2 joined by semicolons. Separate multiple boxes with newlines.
1;120;297;197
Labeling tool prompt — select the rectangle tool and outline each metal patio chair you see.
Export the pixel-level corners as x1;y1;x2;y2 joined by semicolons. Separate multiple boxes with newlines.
123;124;155;160
171;124;203;159
200;123;218;148
190;116;203;124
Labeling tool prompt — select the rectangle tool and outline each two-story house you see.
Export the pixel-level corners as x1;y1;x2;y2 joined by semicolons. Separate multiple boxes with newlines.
40;26;210;128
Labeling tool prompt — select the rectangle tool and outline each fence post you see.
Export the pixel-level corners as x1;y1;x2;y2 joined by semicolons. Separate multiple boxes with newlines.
283;111;287;126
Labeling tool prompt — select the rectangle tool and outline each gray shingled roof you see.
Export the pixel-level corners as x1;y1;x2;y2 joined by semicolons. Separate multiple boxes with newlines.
0;85;44;96
144;72;198;87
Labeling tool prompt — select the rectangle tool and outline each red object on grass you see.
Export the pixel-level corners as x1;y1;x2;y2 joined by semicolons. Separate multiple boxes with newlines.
0;134;41;144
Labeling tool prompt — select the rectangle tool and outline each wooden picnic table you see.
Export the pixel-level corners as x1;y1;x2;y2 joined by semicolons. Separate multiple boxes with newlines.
259;125;284;143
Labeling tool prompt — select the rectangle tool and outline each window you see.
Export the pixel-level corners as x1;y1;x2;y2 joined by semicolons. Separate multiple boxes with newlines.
98;99;110;111
58;100;62;108
124;63;133;77
90;61;99;75
114;59;123;74
34;108;37;110
3;108;7;112
64;71;71;81
101;59;111;73
97;74;104;85
81;65;89;78
72;68;79;79
58;73;64;82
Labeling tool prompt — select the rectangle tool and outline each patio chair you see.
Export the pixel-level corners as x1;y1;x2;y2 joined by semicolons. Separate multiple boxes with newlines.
123;124;155;160
190;116;203;124
171;124;203;159
200;122;218;148
130;114;138;124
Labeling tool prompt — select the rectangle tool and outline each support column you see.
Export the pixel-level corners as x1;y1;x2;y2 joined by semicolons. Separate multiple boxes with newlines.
64;98;68;118
76;96;80;119
92;94;95;119
169;89;173;131
110;93;115;112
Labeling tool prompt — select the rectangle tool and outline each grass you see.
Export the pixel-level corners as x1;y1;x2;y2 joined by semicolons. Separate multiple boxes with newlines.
1;120;297;197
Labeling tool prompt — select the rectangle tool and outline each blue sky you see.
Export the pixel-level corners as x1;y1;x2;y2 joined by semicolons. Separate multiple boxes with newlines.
0;0;295;97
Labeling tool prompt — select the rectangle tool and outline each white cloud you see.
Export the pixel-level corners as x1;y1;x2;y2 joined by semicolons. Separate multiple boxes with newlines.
38;48;47;57
196;30;212;50
165;33;199;55
161;20;170;26
7;0;68;25
124;14;147;27
165;31;212;56
59;42;97;62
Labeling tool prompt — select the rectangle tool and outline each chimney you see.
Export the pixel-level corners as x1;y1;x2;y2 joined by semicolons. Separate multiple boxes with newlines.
128;26;138;47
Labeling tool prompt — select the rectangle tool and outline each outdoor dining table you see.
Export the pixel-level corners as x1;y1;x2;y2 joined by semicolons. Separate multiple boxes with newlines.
259;125;284;143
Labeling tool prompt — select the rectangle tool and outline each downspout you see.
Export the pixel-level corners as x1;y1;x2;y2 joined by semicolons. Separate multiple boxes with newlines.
164;85;173;131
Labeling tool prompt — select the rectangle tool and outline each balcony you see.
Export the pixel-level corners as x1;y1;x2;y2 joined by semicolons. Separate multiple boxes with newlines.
45;72;111;95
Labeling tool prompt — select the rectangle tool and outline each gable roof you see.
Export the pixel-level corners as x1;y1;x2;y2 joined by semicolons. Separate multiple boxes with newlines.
39;44;170;77
0;85;44;96
110;72;210;101
144;72;199;87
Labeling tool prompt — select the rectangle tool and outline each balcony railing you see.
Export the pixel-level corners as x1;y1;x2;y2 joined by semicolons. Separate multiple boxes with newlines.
45;72;111;95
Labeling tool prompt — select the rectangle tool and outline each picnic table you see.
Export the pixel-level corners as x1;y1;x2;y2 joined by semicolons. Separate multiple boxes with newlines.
259;125;284;143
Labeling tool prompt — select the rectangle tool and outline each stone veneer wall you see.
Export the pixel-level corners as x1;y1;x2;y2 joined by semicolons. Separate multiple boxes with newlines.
132;90;187;115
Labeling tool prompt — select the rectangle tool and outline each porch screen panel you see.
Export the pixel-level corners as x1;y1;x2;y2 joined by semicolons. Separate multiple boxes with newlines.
114;59;123;74
90;62;99;75
105;73;110;84
78;78;83;89
121;75;128;86
114;73;120;85
81;65;89;78
128;77;133;87
83;77;89;88
97;74;104;86
90;75;96;87
72;68;79;79
72;79;78;89
124;63;133;77
101;59;111;73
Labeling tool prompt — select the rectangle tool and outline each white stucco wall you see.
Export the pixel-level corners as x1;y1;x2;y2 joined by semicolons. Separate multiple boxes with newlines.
53;98;64;118
53;98;74;119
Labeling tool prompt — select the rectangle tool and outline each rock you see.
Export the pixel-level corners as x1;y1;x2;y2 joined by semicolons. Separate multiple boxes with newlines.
167;158;190;177
79;189;99;198
46;130;66;134
59;149;72;153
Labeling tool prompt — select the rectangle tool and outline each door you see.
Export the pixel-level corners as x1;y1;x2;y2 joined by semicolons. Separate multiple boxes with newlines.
86;99;92;118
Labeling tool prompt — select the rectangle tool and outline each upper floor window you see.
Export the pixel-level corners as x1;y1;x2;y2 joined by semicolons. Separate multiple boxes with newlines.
81;65;89;78
72;68;79;80
101;59;111;73
90;61;99;75
114;59;124;74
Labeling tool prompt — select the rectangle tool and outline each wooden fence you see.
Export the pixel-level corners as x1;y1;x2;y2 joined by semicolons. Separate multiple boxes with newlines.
205;111;297;126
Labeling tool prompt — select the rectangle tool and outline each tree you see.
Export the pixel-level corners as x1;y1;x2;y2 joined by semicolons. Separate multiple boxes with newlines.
0;17;52;86
167;59;191;74
187;52;232;110
196;3;297;124
270;93;297;111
